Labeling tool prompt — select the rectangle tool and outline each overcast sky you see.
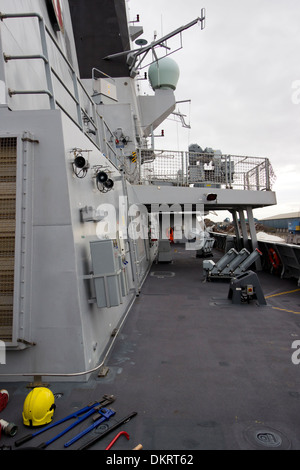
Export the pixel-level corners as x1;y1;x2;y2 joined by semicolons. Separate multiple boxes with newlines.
127;0;300;221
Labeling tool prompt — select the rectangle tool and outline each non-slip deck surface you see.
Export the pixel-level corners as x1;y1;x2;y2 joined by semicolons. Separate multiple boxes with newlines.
1;244;300;451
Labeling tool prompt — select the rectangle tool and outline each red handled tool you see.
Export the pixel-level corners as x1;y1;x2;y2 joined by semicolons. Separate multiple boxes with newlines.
105;431;129;450
78;411;137;450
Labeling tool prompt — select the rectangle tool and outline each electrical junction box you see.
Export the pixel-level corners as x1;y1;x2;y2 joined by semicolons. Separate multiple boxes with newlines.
90;239;123;308
246;285;254;295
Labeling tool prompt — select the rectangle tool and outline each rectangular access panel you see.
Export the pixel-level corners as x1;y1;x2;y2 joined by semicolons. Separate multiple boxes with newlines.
90;239;122;308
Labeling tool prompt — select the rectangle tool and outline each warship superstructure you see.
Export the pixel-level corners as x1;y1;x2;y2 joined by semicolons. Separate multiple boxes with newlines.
0;0;279;381
0;0;300;452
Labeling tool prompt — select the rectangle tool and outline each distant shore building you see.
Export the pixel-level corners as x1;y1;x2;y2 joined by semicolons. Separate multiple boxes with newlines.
259;212;300;231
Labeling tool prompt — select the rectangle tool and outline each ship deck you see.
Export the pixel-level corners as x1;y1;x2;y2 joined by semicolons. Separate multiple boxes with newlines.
2;244;300;452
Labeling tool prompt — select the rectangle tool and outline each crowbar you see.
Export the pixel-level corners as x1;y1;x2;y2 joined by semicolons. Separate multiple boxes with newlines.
78;411;137;450
105;431;129;450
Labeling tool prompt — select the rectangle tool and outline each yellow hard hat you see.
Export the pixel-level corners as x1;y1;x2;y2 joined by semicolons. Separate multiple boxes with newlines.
22;387;56;427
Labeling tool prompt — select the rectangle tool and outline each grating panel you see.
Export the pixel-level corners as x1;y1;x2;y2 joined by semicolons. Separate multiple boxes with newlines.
139;149;276;190
0;137;17;342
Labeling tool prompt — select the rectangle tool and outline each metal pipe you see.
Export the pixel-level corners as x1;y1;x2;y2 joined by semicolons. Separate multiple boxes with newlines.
3;54;48;63
0;12;43;21
8;88;53;98
0;293;134;379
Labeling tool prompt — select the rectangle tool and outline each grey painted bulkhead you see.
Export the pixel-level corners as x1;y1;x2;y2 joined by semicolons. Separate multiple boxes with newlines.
0;0;79;112
0;108;152;381
0;0;151;380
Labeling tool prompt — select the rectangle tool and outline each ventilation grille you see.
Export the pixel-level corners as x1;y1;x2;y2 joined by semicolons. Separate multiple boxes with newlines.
0;137;17;342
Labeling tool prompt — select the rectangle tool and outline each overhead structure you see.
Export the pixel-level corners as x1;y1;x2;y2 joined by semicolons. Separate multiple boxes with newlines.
104;11;206;77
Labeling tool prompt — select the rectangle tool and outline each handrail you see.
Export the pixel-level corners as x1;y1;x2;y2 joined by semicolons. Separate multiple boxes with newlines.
0;11;276;190
0;11;119;163
138;148;275;190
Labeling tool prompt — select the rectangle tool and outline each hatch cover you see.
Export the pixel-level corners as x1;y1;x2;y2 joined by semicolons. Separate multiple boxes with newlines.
150;271;175;279
243;425;291;449
255;430;282;447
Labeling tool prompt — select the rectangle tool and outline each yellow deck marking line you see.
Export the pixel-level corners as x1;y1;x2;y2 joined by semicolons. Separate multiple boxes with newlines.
265;288;300;299
264;288;300;314
271;306;300;315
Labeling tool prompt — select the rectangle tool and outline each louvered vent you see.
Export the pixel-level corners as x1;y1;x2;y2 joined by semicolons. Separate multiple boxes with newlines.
0;137;17;342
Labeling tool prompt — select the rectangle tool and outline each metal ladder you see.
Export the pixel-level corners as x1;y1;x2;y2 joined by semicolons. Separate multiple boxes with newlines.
0;11;120;166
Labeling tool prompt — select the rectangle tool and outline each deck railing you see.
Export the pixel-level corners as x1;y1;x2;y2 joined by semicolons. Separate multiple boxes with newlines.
137;149;276;190
0;12;276;191
0;11;120;167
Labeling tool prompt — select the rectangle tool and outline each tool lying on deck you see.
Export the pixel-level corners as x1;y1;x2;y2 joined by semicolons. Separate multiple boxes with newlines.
78;411;137;450
105;431;129;450
15;394;115;448
104;431;142;450
64;407;115;447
